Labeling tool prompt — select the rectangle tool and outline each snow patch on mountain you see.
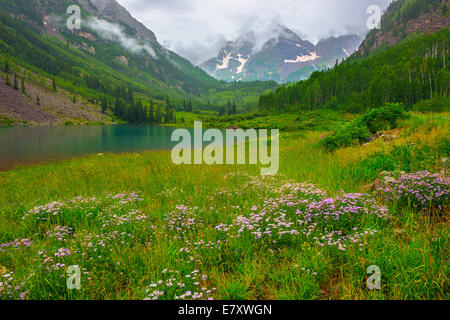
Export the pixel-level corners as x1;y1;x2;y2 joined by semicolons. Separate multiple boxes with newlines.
342;48;350;57
236;54;248;74
285;51;319;63
216;52;232;70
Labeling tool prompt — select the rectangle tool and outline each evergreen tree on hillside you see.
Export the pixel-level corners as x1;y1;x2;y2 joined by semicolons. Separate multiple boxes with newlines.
232;100;237;114
52;77;56;92
101;97;108;114
21;77;25;94
4;58;9;74
13;73;18;90
227;99;232;115
144;105;149;123
166;96;170;108
5;73;11;86
36;95;40;105
149;99;155;123
114;98;122;118
155;105;162;123
259;29;450;113
128;101;137;124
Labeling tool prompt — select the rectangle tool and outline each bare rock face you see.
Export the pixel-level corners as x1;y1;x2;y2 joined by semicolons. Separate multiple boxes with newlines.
201;25;361;83
86;0;158;45
359;0;450;56
0;77;56;124
115;56;129;66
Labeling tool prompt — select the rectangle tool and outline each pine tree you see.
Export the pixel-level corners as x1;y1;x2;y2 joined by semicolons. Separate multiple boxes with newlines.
155;105;162;123
149;99;155;122
36;95;40;105
52;77;56;92
4;58;9;74
72;96;77;104
5;73;11;86
166;96;170;108
21;77;25;94
101;97;108;114
114;98;121;117
13;73;18;90
232;100;237;114
227;99;232;115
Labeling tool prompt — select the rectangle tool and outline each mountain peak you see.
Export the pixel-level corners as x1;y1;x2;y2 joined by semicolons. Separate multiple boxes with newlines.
80;0;158;44
201;26;361;83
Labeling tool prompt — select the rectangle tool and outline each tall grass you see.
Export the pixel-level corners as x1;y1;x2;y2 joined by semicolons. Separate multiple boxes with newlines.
0;113;448;300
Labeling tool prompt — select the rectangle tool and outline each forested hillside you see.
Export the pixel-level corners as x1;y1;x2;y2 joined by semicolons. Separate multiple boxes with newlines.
359;0;449;55
259;29;449;113
259;0;449;113
0;0;277;124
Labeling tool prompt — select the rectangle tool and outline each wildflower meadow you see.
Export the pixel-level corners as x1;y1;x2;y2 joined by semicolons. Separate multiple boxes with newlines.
0;113;448;300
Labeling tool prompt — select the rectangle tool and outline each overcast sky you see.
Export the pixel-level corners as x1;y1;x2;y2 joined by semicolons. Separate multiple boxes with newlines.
116;0;393;64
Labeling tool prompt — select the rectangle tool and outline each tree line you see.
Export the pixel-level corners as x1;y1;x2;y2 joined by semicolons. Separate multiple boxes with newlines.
259;29;449;113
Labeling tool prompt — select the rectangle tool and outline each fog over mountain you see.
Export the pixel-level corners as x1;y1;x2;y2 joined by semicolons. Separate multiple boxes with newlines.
116;0;393;65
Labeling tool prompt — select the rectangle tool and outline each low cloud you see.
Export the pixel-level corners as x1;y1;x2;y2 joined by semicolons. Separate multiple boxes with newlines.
85;17;156;58
116;0;393;64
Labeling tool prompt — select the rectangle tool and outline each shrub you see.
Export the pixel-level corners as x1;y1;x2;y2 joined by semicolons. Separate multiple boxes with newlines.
319;122;370;151
412;95;450;113
358;103;405;134
320;103;405;151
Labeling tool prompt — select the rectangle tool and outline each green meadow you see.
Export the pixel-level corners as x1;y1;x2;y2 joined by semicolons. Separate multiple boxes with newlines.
0;112;448;300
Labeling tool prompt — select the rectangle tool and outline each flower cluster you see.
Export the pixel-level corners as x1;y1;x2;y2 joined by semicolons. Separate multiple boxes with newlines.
45;226;74;242
23;192;144;222
378;171;449;211
215;182;388;251
144;269;215;300
0;238;33;252
0;272;29;300
164;205;203;238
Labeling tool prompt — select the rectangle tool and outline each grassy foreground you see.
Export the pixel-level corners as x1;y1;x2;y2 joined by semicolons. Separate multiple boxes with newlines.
0;112;448;300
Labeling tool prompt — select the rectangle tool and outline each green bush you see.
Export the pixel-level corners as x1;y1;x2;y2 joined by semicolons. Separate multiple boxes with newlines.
320;104;405;151
357;103;405;134
412;95;450;113
319;122;370;151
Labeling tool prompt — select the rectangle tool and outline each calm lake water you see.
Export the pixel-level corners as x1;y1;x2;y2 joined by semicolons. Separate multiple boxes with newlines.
0;125;191;171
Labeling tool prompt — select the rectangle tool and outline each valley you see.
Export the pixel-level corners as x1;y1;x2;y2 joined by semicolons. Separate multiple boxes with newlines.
0;0;448;302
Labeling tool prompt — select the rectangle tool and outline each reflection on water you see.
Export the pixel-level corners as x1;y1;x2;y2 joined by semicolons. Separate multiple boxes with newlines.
0;125;185;171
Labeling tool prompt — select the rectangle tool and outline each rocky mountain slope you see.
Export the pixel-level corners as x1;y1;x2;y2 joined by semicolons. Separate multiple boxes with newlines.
202;25;361;83
258;0;449;113
358;0;449;56
0;0;278;124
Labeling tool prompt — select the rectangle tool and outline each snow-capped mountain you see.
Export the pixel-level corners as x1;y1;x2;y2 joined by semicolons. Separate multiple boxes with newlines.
201;25;362;83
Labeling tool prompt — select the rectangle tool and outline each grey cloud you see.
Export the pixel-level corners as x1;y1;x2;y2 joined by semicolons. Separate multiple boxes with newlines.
116;0;393;64
86;16;157;57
